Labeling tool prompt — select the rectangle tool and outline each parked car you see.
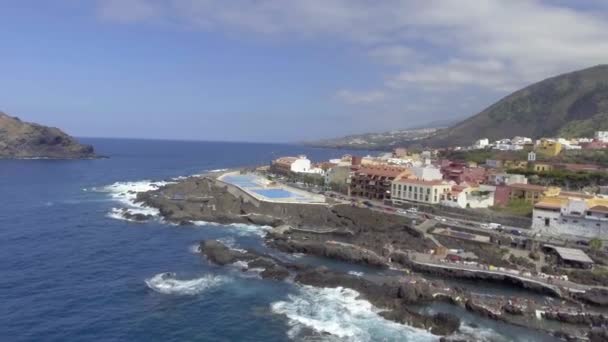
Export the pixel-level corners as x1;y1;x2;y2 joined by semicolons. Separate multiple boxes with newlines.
362;201;373;207
407;207;418;213
510;229;522;236
576;240;590;246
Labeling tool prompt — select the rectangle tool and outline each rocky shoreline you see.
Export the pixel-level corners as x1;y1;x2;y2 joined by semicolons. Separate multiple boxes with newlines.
136;173;608;340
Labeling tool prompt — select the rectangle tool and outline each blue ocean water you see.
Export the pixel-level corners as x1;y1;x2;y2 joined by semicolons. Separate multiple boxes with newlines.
0;139;556;341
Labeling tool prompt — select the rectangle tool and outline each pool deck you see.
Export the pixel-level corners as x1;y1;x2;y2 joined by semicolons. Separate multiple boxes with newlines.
218;172;326;204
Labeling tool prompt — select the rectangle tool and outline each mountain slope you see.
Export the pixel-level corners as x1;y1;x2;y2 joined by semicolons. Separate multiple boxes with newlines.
0;112;96;159
424;64;608;147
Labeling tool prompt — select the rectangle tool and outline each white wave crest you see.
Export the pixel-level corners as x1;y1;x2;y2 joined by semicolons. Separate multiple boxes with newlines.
97;180;172;220
348;271;364;277
192;221;271;238
271;286;436;342
145;272;228;295
188;244;201;254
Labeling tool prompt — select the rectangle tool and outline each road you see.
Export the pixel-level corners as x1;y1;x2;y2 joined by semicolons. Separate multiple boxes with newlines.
325;191;575;248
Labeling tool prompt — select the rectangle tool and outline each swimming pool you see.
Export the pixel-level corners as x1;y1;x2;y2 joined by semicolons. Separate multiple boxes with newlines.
221;174;260;188
252;188;301;199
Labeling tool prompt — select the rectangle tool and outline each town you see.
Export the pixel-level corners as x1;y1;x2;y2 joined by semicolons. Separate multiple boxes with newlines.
255;131;608;278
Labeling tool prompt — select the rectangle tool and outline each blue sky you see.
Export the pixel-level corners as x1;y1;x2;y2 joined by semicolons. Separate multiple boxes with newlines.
1;1;608;142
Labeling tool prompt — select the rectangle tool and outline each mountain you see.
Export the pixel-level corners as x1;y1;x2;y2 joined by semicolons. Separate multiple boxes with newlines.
0;112;96;159
424;64;608;147
306;127;443;150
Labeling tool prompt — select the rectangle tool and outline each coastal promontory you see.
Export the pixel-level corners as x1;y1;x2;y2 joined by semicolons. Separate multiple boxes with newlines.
0;111;96;159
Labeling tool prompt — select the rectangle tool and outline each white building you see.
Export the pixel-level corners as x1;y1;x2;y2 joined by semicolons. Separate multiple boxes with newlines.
596;131;608;143
532;196;608;239
391;178;451;205
473;138;489;149
410;166;443;181
488;173;528;186
512;136;533;145
527;151;536;162
291;155;312;173
440;184;495;209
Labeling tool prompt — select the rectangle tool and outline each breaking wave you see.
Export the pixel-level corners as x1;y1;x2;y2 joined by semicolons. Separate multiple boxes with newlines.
95;180;172;221
271;286;436;342
145;272;229;295
192;221;271;238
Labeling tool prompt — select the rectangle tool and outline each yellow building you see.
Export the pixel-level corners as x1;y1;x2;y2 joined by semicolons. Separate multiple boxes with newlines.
535;139;562;157
504;160;528;169
533;162;553;172
391;178;451;205
508;183;561;204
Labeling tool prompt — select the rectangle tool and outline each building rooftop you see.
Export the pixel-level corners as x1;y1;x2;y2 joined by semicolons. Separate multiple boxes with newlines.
589;205;608;214
509;183;547;192
543;244;594;264
355;166;409;178
394;177;447;186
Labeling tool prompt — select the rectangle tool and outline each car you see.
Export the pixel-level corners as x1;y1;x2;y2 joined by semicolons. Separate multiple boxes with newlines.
480;223;490;229
397;209;407;214
488;223;502;229
576;240;590;246
362;201;373;207
510;229;522;236
407;207;418;212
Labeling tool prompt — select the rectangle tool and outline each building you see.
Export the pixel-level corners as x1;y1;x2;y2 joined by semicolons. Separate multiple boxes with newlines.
595;131;608;143
527;151;536;162
440;184;495;209
486;172;528;186
508;183;560;204
532;194;608;239
533;162;553;172
541;245;594;269
485;159;503;168
535;139;562;157
394;147;408;158
391;178;451;205
441;162;487;184
473;138;489;149
411;165;443;181
270;155;313;174
324;165;353;191
349;166;410;200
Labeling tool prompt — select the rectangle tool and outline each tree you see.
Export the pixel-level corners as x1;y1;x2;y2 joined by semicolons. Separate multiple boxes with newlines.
590;238;603;251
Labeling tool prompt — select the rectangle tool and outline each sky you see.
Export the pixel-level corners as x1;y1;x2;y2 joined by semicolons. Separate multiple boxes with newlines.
2;0;608;142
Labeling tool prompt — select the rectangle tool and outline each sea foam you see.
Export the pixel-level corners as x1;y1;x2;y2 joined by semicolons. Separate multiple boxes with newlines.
192;221;271;238
97;180;172;221
271;286;436;342
145;272;228;295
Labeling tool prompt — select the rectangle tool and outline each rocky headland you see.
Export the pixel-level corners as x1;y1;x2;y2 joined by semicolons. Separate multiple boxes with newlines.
0;111;96;159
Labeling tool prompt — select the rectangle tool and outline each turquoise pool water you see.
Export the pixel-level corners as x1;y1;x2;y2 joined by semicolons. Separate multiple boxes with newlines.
222;174;260;188
252;189;300;199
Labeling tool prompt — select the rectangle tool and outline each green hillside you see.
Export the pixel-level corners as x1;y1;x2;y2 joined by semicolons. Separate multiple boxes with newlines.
425;65;608;147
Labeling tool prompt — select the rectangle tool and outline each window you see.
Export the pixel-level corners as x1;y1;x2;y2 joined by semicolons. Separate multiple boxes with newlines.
562;219;568;223
544;218;550;227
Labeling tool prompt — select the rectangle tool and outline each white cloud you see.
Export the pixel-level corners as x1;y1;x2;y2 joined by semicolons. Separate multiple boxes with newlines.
96;0;608;108
335;89;385;104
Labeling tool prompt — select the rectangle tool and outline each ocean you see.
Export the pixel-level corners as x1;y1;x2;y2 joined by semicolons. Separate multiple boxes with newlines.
0;138;557;341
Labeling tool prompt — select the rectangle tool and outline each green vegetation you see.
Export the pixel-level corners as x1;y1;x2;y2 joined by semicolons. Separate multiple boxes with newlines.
508;254;536;270
590;238;603;251
491;199;534;217
439;149;528;164
284;172;325;187
554;149;608;167
508;167;608;189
